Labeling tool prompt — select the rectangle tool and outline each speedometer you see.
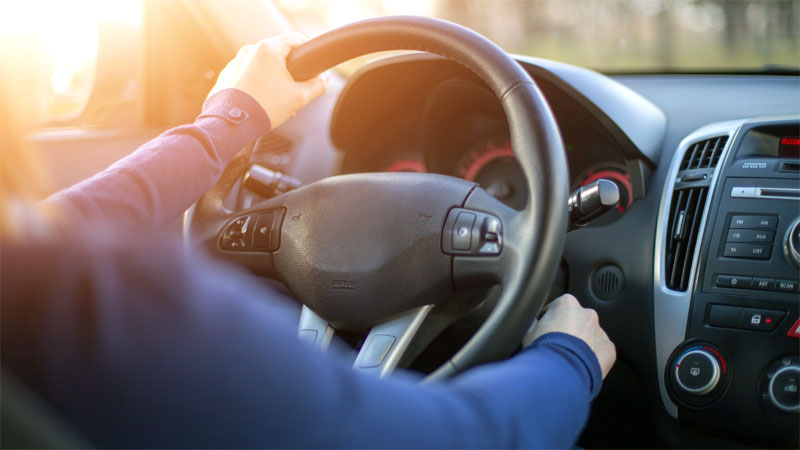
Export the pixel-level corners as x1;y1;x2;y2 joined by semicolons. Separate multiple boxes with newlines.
455;138;527;210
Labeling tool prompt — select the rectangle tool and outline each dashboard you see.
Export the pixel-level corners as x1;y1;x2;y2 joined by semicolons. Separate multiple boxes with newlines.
334;55;648;222
244;53;800;448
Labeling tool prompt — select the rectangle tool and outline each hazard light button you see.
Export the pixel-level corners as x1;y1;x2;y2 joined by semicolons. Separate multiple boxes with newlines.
787;317;800;338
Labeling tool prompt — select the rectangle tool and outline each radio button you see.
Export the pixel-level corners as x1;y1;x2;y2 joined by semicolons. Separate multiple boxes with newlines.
715;274;752;288
723;243;772;259
752;277;775;290
752;231;775;243
776;280;799;293
730;215;778;230
726;229;775;243
730;187;756;198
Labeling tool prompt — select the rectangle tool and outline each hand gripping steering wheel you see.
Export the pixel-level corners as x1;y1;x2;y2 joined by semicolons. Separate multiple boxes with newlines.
185;16;569;380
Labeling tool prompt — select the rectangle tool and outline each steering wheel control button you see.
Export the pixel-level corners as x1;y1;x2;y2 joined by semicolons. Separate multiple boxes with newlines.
253;212;275;250
452;212;476;251
478;216;503;255
442;208;503;256
674;349;721;396
730;215;778;230
220;215;252;251
742;308;786;332
218;208;286;252
356;334;396;369
708;304;743;329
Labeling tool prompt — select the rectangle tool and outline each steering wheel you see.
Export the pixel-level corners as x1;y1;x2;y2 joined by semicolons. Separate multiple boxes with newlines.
184;16;568;380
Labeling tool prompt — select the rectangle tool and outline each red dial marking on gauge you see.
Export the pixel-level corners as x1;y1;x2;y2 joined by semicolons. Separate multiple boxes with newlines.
458;140;514;182
384;159;426;173
581;169;634;211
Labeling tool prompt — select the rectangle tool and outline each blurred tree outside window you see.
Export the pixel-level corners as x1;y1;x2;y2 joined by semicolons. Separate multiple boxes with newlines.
277;0;800;73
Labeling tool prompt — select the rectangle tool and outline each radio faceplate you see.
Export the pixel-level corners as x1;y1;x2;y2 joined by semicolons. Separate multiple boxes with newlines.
657;117;799;445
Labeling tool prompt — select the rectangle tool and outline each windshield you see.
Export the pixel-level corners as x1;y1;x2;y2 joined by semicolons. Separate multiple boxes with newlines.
277;0;800;73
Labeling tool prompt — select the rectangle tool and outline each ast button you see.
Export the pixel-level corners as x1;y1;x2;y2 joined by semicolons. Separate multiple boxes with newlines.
752;277;775;290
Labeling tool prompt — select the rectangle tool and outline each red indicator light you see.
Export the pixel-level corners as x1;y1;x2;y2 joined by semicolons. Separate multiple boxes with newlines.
781;138;800;146
766;317;772;324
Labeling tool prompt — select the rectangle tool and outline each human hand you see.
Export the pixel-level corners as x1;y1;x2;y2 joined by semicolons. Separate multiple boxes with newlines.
525;294;616;378
208;33;328;129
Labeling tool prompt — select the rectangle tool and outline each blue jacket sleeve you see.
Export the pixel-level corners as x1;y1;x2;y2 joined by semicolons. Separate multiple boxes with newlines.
1;233;602;449
42;89;271;230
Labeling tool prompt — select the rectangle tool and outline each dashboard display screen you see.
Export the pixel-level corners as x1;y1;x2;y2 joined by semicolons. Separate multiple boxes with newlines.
779;136;800;158
736;124;800;160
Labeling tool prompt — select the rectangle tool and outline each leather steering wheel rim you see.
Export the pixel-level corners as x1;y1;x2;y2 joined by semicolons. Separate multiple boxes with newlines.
188;16;569;379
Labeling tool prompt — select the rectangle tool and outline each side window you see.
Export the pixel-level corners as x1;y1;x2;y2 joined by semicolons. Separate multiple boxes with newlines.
25;1;143;126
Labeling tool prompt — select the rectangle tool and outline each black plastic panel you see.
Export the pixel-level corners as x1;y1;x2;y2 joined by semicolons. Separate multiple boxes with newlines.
676;118;800;445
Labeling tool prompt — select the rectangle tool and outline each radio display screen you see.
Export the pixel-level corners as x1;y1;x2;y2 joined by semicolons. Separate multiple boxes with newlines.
779;136;800;158
736;124;800;160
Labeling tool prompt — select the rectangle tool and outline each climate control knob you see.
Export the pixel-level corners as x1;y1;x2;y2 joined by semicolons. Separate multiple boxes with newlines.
768;364;800;413
674;348;721;395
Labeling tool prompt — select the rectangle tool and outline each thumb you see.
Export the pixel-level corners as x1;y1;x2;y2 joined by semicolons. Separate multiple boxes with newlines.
300;73;328;102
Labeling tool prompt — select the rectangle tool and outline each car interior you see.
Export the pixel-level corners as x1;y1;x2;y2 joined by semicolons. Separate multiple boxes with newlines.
5;0;800;448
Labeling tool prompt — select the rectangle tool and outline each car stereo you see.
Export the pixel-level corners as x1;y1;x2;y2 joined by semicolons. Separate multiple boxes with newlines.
655;116;799;446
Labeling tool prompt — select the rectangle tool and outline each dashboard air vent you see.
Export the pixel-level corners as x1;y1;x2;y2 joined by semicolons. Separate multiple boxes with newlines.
679;136;727;170
665;135;728;291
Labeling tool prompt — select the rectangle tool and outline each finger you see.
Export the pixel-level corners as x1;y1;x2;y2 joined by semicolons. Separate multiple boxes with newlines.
276;32;308;57
300;74;327;101
543;293;578;313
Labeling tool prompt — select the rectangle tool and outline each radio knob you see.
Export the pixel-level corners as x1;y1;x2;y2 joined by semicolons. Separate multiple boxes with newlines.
786;217;800;267
768;364;800;413
674;349;721;395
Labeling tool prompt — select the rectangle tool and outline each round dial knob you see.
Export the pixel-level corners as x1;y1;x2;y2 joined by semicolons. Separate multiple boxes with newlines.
786;217;800;267
768;364;800;413
674;349;721;395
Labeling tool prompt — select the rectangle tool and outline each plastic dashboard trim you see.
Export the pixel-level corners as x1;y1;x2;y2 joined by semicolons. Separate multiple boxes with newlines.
653;119;744;418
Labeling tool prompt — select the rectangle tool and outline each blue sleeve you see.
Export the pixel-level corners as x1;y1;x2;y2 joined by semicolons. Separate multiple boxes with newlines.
42;89;271;230
1;234;602;449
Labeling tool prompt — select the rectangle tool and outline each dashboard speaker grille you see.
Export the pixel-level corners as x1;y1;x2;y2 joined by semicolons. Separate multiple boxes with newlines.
665;135;728;291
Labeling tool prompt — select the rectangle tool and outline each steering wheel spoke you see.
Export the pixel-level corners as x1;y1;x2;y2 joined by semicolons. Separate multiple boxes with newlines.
298;306;335;350
352;305;434;377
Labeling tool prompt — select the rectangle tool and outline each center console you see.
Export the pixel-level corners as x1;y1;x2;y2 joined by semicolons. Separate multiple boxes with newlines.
655;116;799;445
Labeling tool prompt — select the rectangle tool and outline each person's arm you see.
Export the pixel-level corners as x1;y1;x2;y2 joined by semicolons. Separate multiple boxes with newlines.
1;234;611;449
42;33;326;230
